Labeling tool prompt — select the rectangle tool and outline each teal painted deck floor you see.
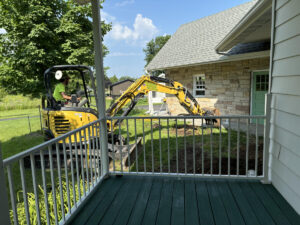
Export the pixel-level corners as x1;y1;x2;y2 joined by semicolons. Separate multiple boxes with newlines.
69;176;300;225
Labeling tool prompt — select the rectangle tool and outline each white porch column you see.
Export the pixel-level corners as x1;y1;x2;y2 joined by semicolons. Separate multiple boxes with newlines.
91;0;109;175
148;91;154;115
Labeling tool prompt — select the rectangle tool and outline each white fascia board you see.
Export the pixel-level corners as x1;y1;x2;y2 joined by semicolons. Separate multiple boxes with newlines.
215;0;272;52
147;50;270;72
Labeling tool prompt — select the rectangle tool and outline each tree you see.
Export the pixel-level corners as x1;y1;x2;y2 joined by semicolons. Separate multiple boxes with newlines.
109;75;118;84
143;35;171;67
119;76;134;82
0;0;111;97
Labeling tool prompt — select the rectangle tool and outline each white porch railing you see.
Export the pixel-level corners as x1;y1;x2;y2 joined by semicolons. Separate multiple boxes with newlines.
0;114;267;225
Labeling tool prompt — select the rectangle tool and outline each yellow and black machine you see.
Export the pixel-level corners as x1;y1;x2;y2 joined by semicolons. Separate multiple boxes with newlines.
42;65;99;142
42;65;217;157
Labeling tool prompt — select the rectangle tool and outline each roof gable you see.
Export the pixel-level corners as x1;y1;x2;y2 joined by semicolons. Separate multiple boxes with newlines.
146;0;258;71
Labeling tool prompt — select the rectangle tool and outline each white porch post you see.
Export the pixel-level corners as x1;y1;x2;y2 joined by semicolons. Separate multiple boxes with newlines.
262;93;272;184
0;145;11;224
148;91;154;115
91;0;109;175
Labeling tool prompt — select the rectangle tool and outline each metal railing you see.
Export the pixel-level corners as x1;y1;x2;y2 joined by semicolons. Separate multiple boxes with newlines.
1;114;268;225
108;115;267;180
2;120;104;225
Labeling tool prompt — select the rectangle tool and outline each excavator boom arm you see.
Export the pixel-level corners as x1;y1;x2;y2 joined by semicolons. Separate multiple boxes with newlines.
106;75;208;129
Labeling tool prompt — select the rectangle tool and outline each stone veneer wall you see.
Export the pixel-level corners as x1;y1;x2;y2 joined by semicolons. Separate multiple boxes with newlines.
165;57;269;115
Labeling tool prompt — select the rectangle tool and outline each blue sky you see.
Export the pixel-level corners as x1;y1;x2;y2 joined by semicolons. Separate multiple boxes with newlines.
102;0;251;78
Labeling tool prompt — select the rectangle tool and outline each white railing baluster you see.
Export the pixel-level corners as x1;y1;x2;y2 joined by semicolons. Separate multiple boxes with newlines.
48;146;58;224
151;118;154;173
219;119;222;175
228;119;231;175
210;125;213;175
118;121;123;173
111;119;116;172
201;118;204;175
62;139;71;211
184;118;187;174
68;137;76;207
255;119;259;177
135;118;139;173
30;153;41;225
55;143;65;222
20;158;30;225
246;118;249;176
83;129;90;192
159;118;162;173
175;118;178;174
143;119;146;172
193;118;195;175
40;151;50;225
87;128;93;187
126;119;130;172
7;165;18;225
237;118;240;176
167;118;170;173
73;134;81;200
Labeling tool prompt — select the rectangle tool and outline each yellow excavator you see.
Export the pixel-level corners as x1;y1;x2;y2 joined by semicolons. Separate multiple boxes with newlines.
42;65;217;150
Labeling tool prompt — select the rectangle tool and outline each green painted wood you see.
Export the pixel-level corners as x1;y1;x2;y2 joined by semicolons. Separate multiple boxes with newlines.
195;179;215;225
238;181;276;225
113;177;144;225
216;180;245;225
156;178;174;225
207;181;230;225
228;181;260;225
185;179;200;225
100;176;137;225
127;177;153;225
171;179;185;225
84;176;124;225
252;71;269;124
249;182;291;225
141;178;163;225
263;184;300;225
70;177;117;225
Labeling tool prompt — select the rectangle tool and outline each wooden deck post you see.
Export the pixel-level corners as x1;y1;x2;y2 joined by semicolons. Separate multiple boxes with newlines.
262;93;272;184
0;144;11;224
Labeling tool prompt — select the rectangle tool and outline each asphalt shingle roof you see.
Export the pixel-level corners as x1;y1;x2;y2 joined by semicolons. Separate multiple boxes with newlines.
146;0;258;71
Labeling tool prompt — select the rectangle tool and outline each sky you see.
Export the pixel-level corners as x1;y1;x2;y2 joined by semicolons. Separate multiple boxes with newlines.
102;0;251;78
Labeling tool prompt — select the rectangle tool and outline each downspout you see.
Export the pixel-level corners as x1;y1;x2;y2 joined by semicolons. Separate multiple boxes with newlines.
264;0;276;184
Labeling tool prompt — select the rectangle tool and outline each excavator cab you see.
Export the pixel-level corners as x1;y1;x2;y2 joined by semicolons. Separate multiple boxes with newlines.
42;65;99;141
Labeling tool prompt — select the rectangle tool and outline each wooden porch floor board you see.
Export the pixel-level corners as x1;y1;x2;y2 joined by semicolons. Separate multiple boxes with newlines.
68;175;300;225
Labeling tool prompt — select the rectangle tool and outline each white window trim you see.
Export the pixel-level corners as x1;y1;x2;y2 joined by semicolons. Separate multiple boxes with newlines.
193;74;206;97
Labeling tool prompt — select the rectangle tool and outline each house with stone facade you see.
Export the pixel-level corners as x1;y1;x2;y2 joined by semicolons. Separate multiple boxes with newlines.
146;0;271;117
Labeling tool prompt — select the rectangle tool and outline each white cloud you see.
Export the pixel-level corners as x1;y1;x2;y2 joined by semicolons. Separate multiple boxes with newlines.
109;14;158;43
0;28;6;34
115;0;135;7
101;11;116;22
108;52;143;57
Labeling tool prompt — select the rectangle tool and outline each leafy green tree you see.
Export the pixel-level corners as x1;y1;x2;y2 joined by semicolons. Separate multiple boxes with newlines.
109;75;118;84
119;76;134;82
143;35;171;67
0;0;111;97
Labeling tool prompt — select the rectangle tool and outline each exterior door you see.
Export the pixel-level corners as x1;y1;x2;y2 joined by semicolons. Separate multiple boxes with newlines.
251;71;269;123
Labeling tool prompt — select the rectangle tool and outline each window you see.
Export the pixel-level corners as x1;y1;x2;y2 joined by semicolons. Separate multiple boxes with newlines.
255;74;269;91
193;74;205;96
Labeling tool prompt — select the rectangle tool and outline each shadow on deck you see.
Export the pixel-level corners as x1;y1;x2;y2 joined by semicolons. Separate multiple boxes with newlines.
68;175;300;225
